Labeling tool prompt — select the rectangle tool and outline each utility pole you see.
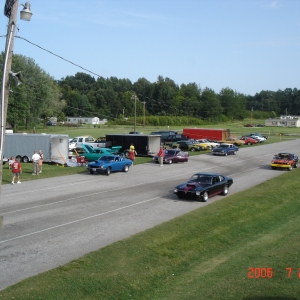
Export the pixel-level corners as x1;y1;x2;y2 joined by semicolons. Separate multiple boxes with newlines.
131;94;137;133
0;1;32;228
142;101;146;126
0;0;19;228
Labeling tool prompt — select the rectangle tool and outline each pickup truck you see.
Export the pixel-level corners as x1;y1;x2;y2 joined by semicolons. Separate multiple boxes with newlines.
69;136;107;150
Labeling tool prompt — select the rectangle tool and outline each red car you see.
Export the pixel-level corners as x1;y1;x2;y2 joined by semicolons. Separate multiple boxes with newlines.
240;137;258;145
153;149;188;164
271;153;299;171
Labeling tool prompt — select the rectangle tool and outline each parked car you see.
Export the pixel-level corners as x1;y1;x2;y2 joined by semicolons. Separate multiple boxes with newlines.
195;139;220;149
153;149;188;164
73;144;120;162
218;138;245;146
240;136;258;145
191;140;212;150
172;140;202;151
87;155;132;175
149;130;178;143
271;153;299;171
249;132;268;139
174;172;233;202
46;121;56;126
212;143;239;156
93;137;107;148
249;135;266;142
244;124;253;127
163;134;187;147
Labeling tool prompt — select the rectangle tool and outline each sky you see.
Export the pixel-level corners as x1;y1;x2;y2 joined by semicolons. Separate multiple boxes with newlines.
1;0;300;96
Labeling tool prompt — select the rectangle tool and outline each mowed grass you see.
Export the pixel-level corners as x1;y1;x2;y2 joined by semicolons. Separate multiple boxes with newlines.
1;169;300;299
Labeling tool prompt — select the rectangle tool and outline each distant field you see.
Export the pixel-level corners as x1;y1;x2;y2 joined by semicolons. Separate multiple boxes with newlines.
27;118;300;139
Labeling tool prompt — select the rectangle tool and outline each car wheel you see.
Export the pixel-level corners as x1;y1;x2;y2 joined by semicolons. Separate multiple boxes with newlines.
222;185;229;195
90;170;94;174
106;167;111;175
247;142;251;145
168;160;173;164
177;195;183;199
224;153;228;156
22;156;29;163
288;165;293;171
191;148;195;152
16;155;22;162
123;164;129;172
271;166;276;170
233;151;237;155
202;192;209;202
234;143;238;146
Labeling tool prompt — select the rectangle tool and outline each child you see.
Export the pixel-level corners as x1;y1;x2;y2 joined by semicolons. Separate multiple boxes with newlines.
11;157;22;184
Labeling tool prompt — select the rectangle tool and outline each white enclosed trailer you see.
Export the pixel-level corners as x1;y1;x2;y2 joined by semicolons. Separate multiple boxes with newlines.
3;134;69;165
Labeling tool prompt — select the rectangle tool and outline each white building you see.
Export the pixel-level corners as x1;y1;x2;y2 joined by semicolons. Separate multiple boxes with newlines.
66;117;107;125
265;117;300;127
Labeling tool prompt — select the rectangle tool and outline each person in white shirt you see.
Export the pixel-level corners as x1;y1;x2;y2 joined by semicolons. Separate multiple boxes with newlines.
32;151;40;175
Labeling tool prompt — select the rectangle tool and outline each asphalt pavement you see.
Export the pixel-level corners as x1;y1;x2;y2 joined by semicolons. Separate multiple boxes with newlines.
0;139;299;290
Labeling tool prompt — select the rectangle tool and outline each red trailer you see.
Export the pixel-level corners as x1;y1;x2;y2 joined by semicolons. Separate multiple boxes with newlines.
183;128;230;141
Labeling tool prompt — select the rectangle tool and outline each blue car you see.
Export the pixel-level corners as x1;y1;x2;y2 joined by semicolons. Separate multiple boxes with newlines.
87;155;132;175
212;143;239;156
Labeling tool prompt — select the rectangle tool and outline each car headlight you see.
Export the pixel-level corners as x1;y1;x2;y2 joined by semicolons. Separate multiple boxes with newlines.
174;188;178;193
196;191;200;196
100;166;104;169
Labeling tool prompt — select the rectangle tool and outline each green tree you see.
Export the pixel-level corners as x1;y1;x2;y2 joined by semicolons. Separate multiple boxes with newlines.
0;53;64;130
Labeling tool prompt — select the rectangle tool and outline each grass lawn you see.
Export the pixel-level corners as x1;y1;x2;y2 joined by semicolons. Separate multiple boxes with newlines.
1;168;300;299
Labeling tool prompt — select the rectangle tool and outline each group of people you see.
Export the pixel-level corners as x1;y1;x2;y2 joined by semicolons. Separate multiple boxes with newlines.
9;149;44;184
128;144;165;167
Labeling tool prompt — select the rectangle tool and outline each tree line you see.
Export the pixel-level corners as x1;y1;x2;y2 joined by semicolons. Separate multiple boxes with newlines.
2;53;300;129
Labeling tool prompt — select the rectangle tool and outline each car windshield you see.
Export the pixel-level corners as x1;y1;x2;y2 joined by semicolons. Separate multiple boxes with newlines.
100;156;115;161
190;174;213;184
218;144;229;148
277;154;291;159
164;150;176;155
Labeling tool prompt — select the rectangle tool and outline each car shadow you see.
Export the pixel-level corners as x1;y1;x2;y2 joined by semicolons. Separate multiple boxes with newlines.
259;164;292;171
163;191;202;203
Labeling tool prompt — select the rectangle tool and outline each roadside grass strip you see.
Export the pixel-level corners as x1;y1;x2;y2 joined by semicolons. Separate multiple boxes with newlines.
1;169;300;299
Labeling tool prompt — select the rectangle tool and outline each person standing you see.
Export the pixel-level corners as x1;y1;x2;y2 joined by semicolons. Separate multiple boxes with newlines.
129;149;135;165
11;157;22;184
32;151;40;175
158;145;165;166
8;156;14;170
38;149;44;173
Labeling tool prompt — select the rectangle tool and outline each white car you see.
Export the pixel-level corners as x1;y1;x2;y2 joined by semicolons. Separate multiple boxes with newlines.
250;135;266;142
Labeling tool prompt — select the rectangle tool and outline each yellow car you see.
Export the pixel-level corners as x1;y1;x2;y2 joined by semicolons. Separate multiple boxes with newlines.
192;140;212;150
218;138;245;146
